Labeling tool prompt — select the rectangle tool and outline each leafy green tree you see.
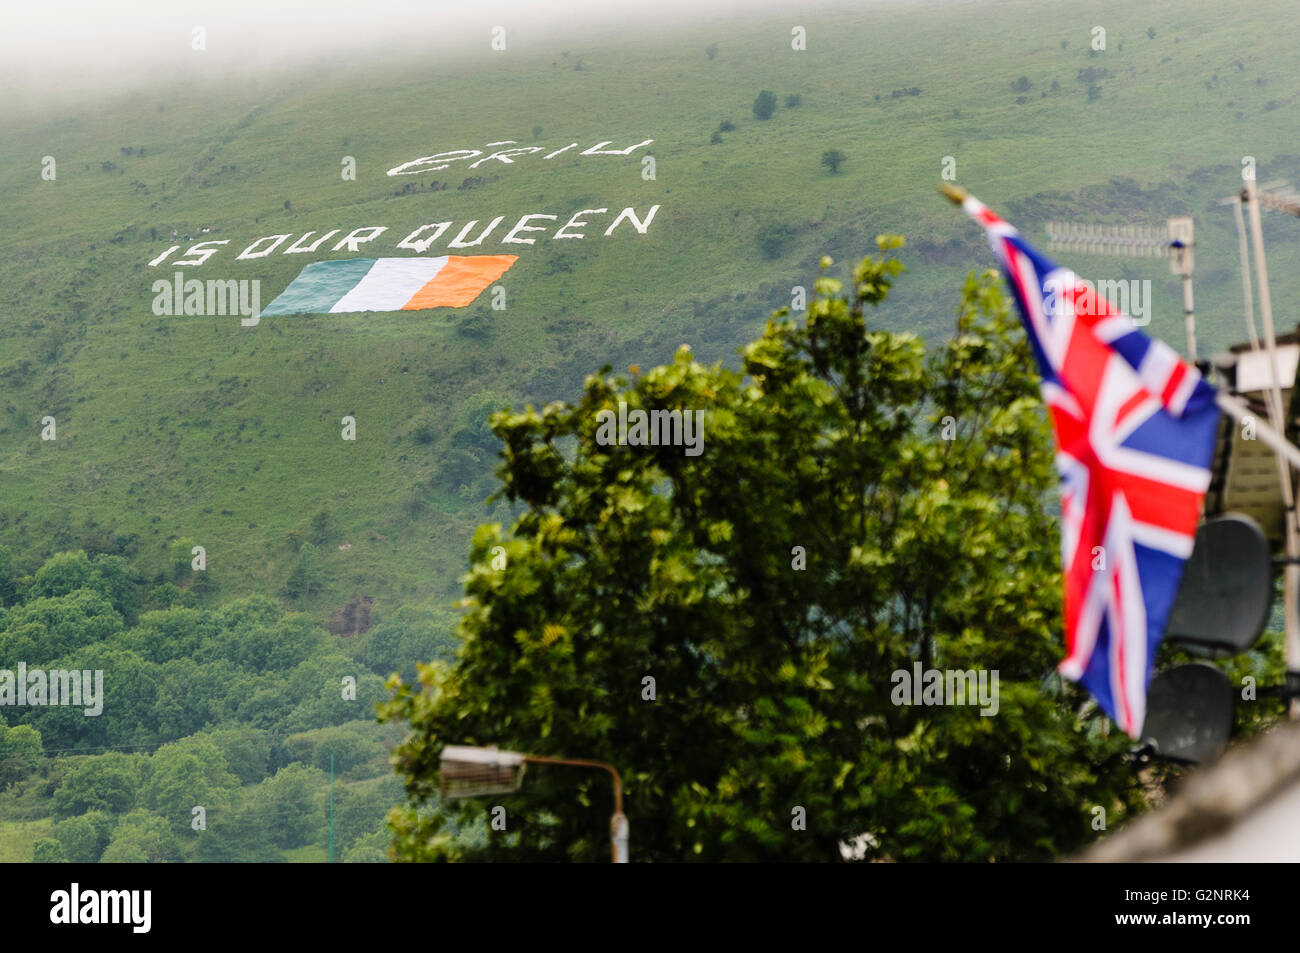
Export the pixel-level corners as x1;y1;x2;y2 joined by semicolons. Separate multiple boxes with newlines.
98;842;148;863
143;582;183;612
52;811;114;863
123;606;218;663
52;752;146;817
30;551;95;599
453;390;516;455
202;610;328;673
756;222;796;260
247;763;327;849
310;510;332;545
188;567;220;599
0;588;123;667
278;655;387;734
150;658;246;739
24;645;154;751
99;810;181;863
233;678;297;731
821;149;846;174
361;605;458;682
287;722;385;776
167;537;200;583
142;738;241;833
32;838;67;863
343;844;387;863
192;804;282;862
88;553;144;622
283;543;324;600
0;721;43;788
752;89;777;120
202;727;272;785
382;243;1145;862
332;777;404;854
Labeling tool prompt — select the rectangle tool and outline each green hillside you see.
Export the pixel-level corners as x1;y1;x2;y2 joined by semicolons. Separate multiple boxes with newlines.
3;0;1299;626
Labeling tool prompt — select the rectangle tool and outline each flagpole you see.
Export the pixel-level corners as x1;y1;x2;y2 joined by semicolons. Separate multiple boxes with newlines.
1243;177;1292;481
1230;195;1261;350
939;182;967;206
1243;176;1300;719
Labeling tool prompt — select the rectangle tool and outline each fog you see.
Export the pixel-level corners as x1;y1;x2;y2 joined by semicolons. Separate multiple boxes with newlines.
1;0;885;111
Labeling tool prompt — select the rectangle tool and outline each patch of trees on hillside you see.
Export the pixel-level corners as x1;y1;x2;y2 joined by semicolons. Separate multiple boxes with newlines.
0;547;459;862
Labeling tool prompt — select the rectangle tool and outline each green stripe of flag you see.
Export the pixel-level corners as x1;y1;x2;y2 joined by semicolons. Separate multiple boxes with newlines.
262;259;377;316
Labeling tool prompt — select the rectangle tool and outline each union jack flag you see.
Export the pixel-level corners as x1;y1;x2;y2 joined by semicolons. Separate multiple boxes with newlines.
960;194;1220;737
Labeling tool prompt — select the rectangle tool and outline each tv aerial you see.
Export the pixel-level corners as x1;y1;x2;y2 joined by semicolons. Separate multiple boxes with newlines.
1044;215;1196;359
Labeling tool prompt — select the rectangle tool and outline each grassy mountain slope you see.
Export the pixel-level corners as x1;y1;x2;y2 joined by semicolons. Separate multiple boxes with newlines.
2;0;1299;622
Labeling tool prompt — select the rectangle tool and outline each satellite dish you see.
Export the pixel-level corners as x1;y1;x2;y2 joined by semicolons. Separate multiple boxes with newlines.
1141;663;1234;764
1165;514;1272;655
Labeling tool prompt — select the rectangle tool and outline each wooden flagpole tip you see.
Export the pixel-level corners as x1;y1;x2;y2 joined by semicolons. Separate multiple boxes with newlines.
938;183;967;205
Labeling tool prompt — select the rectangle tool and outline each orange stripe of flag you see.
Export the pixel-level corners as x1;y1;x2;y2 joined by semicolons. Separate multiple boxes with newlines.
402;255;518;309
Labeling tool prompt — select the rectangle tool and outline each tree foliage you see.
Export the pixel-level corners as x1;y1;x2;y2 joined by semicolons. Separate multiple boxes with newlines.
0;720;43;788
0;544;398;861
31;838;67;863
382;242;1146;862
141;738;241;833
52;811;114;863
361;604;458;683
248;763;327;849
52;752;146;818
99;810;181;863
284;543;325;601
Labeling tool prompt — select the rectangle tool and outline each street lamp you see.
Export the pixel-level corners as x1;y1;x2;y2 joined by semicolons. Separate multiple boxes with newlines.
439;745;628;863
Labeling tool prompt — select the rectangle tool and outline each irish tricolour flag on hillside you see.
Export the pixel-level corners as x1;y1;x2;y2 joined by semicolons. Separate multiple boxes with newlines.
262;255;517;315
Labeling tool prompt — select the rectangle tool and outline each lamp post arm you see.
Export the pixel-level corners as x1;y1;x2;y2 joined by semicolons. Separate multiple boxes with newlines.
520;755;623;814
520;754;628;861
